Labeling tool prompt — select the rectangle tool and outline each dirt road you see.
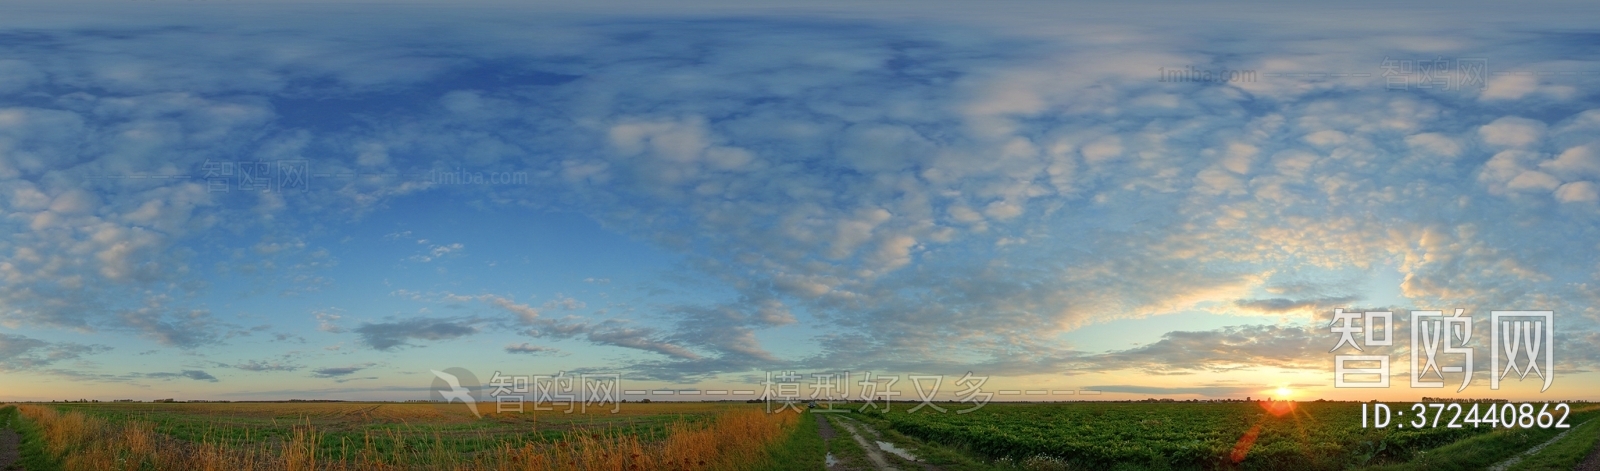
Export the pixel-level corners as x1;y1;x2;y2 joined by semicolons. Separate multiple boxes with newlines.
0;427;20;471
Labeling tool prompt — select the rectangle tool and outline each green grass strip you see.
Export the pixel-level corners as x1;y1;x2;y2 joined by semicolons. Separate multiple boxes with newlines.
1507;414;1600;471
751;411;826;471
1;405;64;471
848;409;1009;470
1361;408;1600;471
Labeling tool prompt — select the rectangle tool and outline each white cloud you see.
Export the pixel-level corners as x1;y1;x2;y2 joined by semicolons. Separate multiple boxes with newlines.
1303;130;1348;147
542;295;585;311
1480;74;1577;102
1479;117;1546;149
1080;135;1123;164
1481;75;1541;101
315;310;346;333
0;333;111;371
1404;132;1462;159
1555;181;1599;204
1506;170;1561;192
1;2;1599;381
1542;145;1600;180
409;243;464;262
483;295;540;323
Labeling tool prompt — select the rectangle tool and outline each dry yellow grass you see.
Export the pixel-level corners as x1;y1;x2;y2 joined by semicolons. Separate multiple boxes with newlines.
17;405;277;470
10;403;800;471
50;401;742;426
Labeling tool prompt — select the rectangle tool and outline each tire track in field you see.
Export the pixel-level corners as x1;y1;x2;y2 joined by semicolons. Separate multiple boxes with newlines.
0;429;18;471
816;413;851;470
846;417;942;471
0;407;20;471
832;417;895;471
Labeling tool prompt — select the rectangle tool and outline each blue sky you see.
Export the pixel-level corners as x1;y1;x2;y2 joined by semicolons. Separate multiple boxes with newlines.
2;0;1600;402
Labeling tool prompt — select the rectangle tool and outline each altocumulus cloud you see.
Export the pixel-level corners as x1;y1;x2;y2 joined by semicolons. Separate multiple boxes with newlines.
230;360;302;372
144;370;219;382
312;363;377;378
0;1;1597;382
505;343;557;355
0;333;111;371
354;318;480;351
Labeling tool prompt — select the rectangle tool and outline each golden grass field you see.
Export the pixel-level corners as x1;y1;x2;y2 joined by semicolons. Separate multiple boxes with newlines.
1;401;802;470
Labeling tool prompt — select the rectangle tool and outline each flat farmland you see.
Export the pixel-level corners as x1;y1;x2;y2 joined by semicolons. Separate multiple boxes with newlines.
54;401;733;452
0;401;812;470
4;401;1597;470
830;401;1600;471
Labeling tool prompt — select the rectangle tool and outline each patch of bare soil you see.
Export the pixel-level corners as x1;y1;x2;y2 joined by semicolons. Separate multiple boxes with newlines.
0;428;21;471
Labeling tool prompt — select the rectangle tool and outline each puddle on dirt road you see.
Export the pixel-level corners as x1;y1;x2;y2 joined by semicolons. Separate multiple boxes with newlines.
877;441;918;461
826;453;838;467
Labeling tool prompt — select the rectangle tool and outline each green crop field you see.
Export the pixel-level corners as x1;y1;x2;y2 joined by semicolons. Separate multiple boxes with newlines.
3;401;1596;470
832;401;1600;471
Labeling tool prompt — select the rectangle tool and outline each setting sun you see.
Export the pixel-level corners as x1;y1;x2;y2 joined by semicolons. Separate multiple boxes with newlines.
1275;386;1293;399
